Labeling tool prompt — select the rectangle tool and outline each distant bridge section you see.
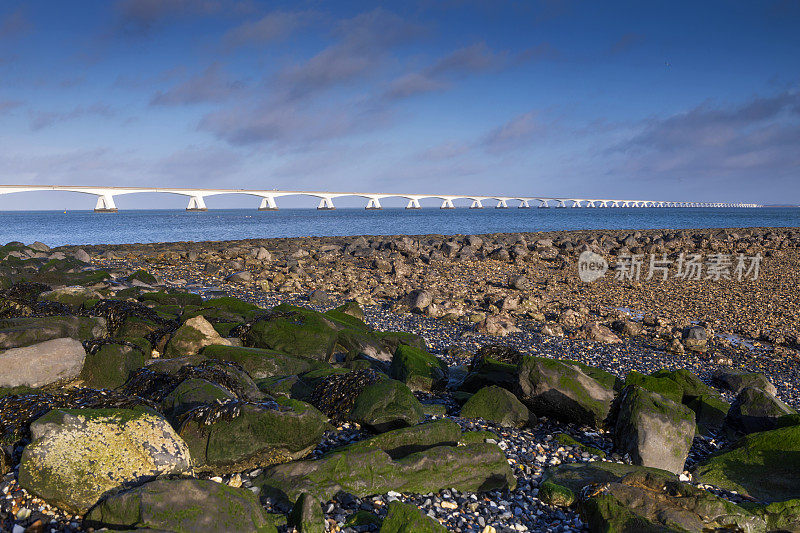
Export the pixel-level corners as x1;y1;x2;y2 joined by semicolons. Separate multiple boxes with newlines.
0;185;762;212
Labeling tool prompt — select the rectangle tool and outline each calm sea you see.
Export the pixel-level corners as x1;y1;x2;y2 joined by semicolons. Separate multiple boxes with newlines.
1;208;798;247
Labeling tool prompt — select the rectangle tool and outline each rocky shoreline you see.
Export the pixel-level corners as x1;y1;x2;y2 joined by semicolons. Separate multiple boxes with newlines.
1;226;799;532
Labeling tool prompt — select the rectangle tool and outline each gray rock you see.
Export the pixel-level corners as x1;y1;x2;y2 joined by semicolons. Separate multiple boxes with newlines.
85;478;274;533
289;492;325;533
614;386;695;474
226;270;253;283
724;386;796;435
0;316;107;350
408;289;433;312
0;338;86;387
255;247;272;261
508;274;530;290
582;322;622;343
74;248;91;263
29;241;50;252
515;356;615;428
712;369;778;396
682;325;708;352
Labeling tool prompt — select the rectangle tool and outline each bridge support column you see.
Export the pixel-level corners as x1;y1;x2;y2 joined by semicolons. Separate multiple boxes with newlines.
94;194;117;213
587;201;596;208
495;199;508;209
365;198;382;210
317;197;335;210
258;197;278;210
186;196;207;211
538;200;549;208
405;199;421;209
440;199;455;209
571;200;581;207
556;200;567;208
470;199;483;209
518;200;530;208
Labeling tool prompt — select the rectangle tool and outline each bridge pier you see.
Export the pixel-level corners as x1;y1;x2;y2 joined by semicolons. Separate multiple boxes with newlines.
440;199;455;209
495;199;509;209
538;200;549;208
258;197;278;210
317;197;335;210
365;197;382;210
518;200;530;208
186;196;207;211
405;199;421;209
470;199;483;209
94;194;117;213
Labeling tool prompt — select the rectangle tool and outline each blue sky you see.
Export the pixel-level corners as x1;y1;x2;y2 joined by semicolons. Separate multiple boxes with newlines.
0;0;798;209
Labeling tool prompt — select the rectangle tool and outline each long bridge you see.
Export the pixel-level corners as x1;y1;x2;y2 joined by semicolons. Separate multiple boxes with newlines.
0;185;761;212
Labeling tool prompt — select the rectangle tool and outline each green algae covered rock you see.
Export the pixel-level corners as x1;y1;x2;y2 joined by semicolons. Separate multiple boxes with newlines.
389;344;448;392
242;307;339;361
289;492;325;533
337;418;460;458
164;315;232;358
459;385;530;428
515;356;615;428
178;399;328;474
256;442;515;504
139;290;202;307
79;341;146;389
614;386;695;474
349;378;423;432
578;469;765;533
650;368;717;402
202;344;329;379
561;359;624;392
162;378;237;422
85;478;275;533
724;386;796;435
686;394;730;436
624;371;683;403
692;424;800;502
18;408;193;514
379;501;447;533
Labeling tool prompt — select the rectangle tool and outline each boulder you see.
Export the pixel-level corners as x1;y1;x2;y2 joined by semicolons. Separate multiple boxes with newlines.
0;316;106;349
623;371;683;403
289;492;325;533
686;394;730;436
338;419;461;459
724;386;796;435
161;378;237;422
202;344;328;379
407;289;433;312
0;338;86;388
18;408;192;514
241;307;339;361
178;398;328;473
476;315;521;336
164;315;232;358
712;369;778;396
379;501;447;532
682;325;708;352
649;368;718;403
349;378;423;432
614;386;695;474
693;424;800;502
508;274;530;290
79;341;146;389
256;442;515;504
579;470;764;533
85;478;275;533
539;461;677;508
38;286;104;309
515;356;615;428
582;322;621;344
459;385;530;428
389;344;448;392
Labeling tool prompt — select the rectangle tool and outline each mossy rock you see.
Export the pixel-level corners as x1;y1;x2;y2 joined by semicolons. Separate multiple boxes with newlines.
578;470;765;533
539;480;578;507
178;400;328;474
724;386;796;435
422;403;447;416
256;375;314;401
324;308;369;331
650;368;717;403
459;385;530;428
389;344;448;392
624;371;683;404
202;344;329;379
344;510;382;528
199;296;262;316
337;418;461;459
349;378;423;432
333;301;365;321
515;356;615;428
458;430;498;445
379;501;447;532
754;498;800;532
0;315;107;349
562;359;624;391
161;378;237;422
686;394;730;436
459;357;517;393
38;286;103;309
256;442;515;504
128;269;158;285
692;424;800;502
614;386;695;474
242;307;339;361
552;432;606;458
376;331;428;352
85;478;276;533
289;492;325;533
79;342;146;389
